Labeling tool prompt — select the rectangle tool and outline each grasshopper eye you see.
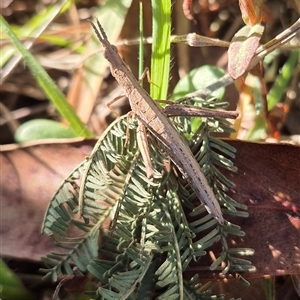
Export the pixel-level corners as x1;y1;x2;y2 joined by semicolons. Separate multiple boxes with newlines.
111;45;118;53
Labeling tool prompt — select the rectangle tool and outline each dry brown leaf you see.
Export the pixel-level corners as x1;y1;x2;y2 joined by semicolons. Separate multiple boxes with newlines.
187;140;300;280
0;139;299;280
0;139;95;260
225;140;300;277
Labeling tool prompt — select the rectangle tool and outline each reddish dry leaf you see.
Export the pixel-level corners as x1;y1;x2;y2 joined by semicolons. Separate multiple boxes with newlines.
187;140;300;279
228;24;264;79
228;140;300;277
0;139;299;280
239;0;263;25
189;140;300;298
182;0;195;21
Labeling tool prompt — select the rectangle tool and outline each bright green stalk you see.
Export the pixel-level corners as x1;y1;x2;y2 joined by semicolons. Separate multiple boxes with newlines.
139;1;144;83
150;0;171;100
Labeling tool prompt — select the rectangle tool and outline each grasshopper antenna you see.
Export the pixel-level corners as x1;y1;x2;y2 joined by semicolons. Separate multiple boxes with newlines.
88;19;108;44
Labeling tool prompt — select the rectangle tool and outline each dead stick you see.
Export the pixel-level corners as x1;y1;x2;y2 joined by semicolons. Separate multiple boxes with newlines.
164;104;238;118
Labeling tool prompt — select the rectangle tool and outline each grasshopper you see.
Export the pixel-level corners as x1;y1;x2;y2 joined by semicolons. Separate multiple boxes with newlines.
90;19;225;224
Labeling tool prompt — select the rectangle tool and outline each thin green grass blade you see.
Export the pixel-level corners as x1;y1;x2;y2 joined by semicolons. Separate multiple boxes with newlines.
267;50;299;110
0;0;71;69
1;15;93;138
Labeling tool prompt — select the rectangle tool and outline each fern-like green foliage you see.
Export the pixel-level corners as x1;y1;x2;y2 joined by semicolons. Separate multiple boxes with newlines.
42;98;255;299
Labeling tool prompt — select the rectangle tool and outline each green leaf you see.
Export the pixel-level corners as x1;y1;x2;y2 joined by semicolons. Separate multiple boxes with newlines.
246;115;266;140
171;65;225;100
14;119;77;143
0;259;34;300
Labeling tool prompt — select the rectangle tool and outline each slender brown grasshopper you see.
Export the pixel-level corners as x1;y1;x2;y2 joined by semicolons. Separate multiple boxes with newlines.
90;19;226;224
